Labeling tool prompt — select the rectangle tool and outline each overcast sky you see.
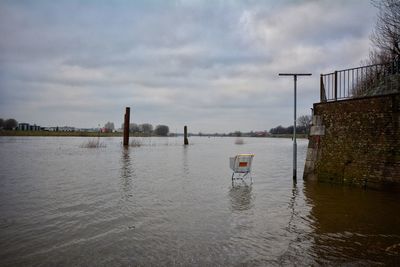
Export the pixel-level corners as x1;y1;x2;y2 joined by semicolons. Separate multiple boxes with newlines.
0;0;377;133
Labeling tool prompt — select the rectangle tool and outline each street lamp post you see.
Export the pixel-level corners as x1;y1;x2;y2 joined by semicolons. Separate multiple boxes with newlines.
278;73;312;181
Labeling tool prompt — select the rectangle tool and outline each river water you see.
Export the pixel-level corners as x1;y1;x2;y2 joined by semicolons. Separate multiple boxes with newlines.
0;136;399;266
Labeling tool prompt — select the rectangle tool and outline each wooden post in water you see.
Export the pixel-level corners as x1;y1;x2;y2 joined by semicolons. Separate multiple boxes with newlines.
123;107;130;147
184;125;189;145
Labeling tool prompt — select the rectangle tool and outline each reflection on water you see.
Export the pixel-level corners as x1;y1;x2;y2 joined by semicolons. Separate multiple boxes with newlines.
286;183;298;233
182;146;190;177
229;185;254;212
120;147;134;199
305;182;400;265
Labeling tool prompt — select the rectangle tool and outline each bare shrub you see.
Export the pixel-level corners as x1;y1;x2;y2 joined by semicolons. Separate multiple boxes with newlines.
350;0;400;98
370;0;400;63
352;61;400;97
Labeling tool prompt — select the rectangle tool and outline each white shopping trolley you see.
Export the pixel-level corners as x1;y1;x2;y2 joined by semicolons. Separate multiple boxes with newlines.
229;154;254;185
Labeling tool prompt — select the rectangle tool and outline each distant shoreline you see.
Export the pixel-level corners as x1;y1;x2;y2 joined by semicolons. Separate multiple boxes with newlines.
0;130;308;139
1;130;127;137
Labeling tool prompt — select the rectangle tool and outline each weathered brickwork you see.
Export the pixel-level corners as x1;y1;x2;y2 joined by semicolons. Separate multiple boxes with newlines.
304;93;400;191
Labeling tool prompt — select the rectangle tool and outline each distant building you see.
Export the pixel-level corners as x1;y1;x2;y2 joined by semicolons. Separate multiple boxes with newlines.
18;123;30;131
59;126;75;132
29;124;41;131
77;128;99;132
255;131;269;137
18;123;41;131
43;127;55;131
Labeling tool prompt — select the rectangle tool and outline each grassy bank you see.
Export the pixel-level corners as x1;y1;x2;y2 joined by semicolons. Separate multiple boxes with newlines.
0;130;123;137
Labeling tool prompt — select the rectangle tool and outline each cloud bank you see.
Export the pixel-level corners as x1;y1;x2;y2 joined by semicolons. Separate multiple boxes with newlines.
0;0;377;132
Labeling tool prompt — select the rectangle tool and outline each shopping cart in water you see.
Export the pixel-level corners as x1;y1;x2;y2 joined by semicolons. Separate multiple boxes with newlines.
229;154;254;185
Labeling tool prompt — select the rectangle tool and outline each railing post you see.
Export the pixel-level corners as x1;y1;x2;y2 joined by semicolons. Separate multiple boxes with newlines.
334;71;338;101
320;74;326;102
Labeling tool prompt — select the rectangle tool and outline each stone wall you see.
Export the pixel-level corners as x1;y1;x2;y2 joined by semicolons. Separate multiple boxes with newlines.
303;93;400;191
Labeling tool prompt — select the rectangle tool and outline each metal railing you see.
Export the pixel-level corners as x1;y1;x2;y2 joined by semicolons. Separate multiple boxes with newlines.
320;58;400;102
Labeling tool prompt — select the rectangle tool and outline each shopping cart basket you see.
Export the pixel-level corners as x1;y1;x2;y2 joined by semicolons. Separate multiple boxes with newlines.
229;154;254;185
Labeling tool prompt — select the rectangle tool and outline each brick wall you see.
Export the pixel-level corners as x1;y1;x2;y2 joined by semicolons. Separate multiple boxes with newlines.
304;93;400;191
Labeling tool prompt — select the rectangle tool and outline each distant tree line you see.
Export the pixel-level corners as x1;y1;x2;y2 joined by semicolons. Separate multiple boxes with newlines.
0;118;171;136
195;116;312;137
197;130;269;137
0;118;18;130
120;123;169;136
269;115;312;135
269;125;308;135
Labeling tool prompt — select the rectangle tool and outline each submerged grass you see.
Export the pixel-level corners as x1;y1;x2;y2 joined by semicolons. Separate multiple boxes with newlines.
80;138;106;148
235;138;244;145
127;138;187;147
129;139;142;147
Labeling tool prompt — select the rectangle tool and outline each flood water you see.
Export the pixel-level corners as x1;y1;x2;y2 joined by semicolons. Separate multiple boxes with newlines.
0;136;399;266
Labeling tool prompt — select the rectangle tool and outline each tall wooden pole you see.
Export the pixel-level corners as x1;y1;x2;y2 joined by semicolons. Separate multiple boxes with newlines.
123;107;130;147
184;125;189;145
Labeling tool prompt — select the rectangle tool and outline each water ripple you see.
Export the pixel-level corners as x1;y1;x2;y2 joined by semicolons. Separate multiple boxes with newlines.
0;137;399;265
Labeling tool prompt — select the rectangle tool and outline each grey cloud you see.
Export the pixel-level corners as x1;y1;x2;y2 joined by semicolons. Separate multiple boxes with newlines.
0;0;377;132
